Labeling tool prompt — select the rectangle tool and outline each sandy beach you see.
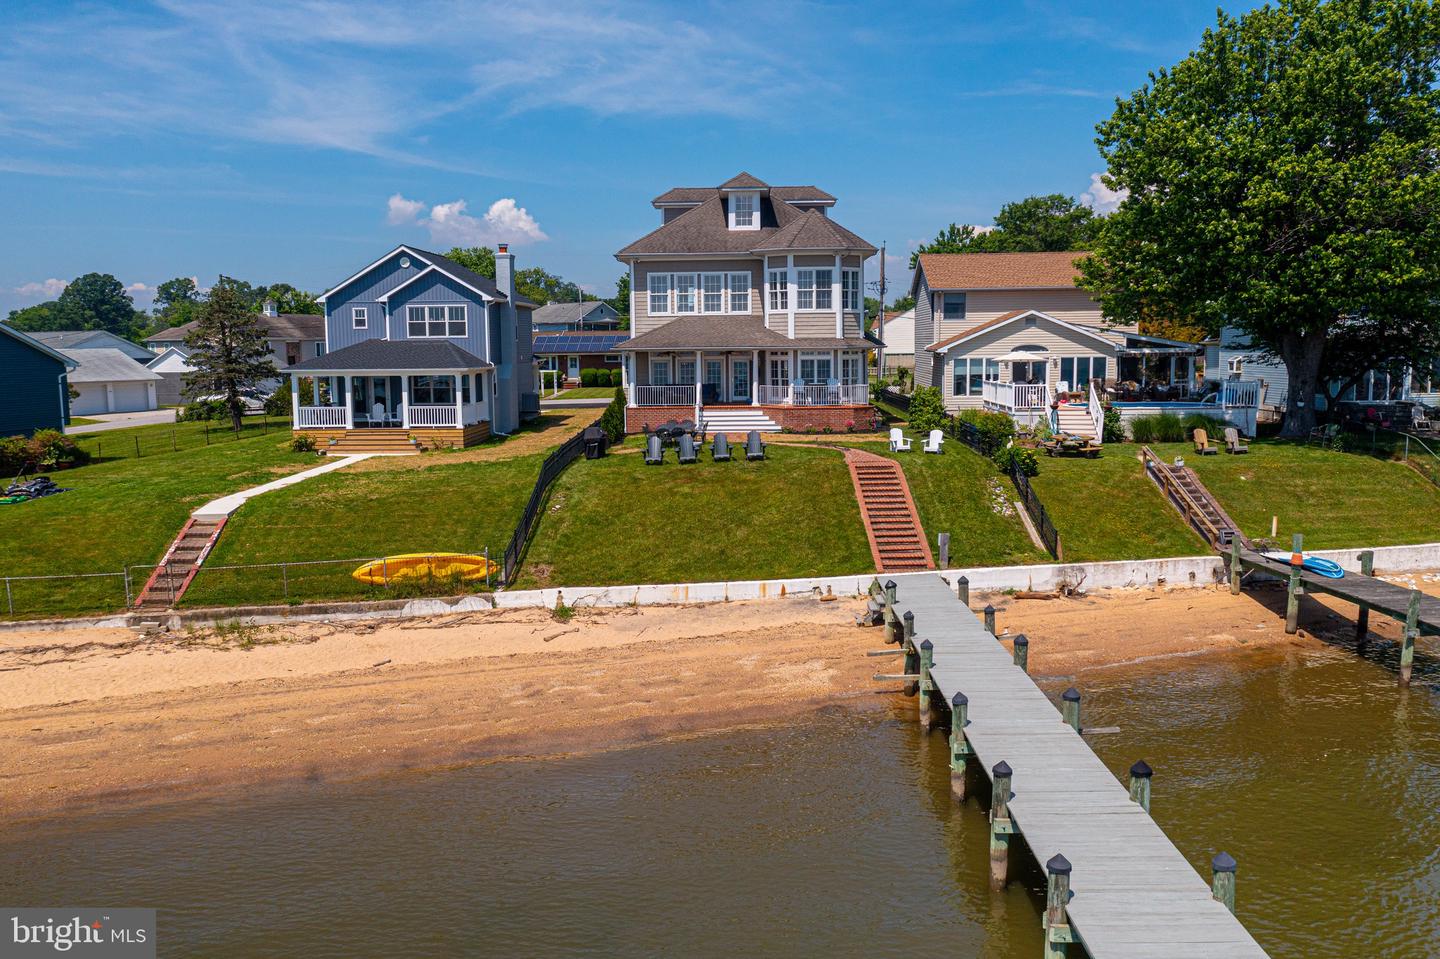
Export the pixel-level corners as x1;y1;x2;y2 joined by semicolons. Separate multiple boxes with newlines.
0;577;1429;824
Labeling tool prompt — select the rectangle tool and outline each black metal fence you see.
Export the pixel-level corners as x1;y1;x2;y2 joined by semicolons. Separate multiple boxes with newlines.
1009;463;1062;561
500;417;602;586
878;387;911;412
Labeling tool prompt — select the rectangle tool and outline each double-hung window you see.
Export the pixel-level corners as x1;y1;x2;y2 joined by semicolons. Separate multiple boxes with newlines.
352;307;367;329
840;352;865;385
942;293;967;323
732;193;755;227
652;359;671;386
674;273;697;313
702;273;724;313
648;273;671;315
841;269;861;311
768;270;788;311
407;304;465;338
727;272;750;313
797;269;834;310
952;358;998;396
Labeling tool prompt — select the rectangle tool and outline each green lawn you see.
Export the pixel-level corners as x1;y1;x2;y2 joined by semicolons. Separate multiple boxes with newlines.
66;416;101;426
183;453;546;607
66;414;289;462
514;443;872;588
0;434;311;618
548;386;617;400
1151;439;1440;549
1029;448;1208;562
872;444;1047;568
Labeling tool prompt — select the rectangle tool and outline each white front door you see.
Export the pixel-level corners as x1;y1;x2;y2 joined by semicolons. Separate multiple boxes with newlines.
566;356;580;380
731;359;751;401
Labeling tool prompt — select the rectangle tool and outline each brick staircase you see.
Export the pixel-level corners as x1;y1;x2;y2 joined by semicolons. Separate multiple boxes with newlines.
134;516;227;609
328;429;419;455
843;448;935;573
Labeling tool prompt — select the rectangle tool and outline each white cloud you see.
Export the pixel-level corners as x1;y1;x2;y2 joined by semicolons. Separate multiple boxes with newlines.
14;278;67;299
1082;172;1128;215
387;194;547;247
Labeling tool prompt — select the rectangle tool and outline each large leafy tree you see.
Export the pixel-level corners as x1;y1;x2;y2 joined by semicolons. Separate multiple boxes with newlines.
608;272;630;329
260;283;322;315
154;277;200;317
10;273;147;337
5;301;64;331
183;277;278;431
909;195;1100;267
441;245;593;307
1079;0;1440;436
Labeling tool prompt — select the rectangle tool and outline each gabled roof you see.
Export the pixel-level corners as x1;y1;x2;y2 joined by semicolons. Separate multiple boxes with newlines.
531;301;617;326
61;348;164;383
719;171;768;190
287;338;492;372
146;346;194;372
915;252;1089;292
0;323;77;368
926;310;1118;353
616;315;871;352
29;329;154;361
146;312;325;343
317;244;538;308
652;184;836;207
378;264;494;303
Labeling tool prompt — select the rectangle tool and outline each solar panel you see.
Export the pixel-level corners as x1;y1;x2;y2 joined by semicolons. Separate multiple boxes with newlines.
532;333;628;354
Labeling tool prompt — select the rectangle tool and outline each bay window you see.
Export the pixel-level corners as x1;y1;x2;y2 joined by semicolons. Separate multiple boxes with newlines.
648;273;670;314
797;269;833;310
768;270;788;311
842;269;861;311
407;304;466;338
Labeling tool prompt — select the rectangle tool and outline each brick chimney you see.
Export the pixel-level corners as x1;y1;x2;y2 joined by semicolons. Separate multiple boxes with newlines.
495;243;513;299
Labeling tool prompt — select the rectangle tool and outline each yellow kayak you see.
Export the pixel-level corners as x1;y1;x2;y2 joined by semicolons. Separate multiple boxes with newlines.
352;553;498;585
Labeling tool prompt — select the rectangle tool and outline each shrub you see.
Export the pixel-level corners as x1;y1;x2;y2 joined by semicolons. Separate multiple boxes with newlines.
1180;413;1229;438
579;368;598;388
0;436;27;474
607;368;622;387
907;386;947;434
1103;407;1125;443
265;379;292;418
955;408;1017;455
290;434;316;453
179;398;227;422
1128;412;1185;443
15;430;90;471
598;384;627;443
994;443;1040;477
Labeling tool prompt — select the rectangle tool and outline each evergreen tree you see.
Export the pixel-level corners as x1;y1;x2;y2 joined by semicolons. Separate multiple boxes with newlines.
183;277;278;431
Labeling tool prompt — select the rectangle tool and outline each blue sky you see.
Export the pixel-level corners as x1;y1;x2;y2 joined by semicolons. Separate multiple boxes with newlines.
0;0;1261;317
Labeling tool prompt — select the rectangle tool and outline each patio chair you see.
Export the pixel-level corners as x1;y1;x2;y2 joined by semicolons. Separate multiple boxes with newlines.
1308;423;1340;445
711;433;731;462
644;433;664;465
1193;428;1218;455
923;429;944;454
1224;427;1249;454
746;430;766;461
889;427;912;452
678;433;698;464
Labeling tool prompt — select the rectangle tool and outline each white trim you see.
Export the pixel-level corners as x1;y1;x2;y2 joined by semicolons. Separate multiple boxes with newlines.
351;306;368;330
786;255;795;338
318;245;431;303
727;190;761;230
0;324;78;367
833;254;843;337
700;272;725;314
377;264;497;304
405;303;469;339
926;309;1118;354
727;272;751;314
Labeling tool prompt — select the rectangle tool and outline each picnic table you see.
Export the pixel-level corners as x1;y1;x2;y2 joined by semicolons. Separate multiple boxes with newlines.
1041;433;1102;457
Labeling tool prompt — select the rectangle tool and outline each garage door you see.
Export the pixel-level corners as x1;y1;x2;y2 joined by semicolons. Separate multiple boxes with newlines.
110;382;152;413
71;384;109;416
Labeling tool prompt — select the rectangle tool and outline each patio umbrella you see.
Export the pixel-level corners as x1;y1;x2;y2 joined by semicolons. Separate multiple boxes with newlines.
992;351;1051;362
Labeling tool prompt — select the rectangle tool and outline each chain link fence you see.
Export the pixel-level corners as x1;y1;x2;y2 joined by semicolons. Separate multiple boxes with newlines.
69;416;284;462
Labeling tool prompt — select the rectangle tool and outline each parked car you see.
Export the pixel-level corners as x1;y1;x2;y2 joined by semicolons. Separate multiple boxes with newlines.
195;389;271;414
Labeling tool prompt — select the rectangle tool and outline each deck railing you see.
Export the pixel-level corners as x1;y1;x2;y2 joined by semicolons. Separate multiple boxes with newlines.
1221;380;1261;408
791;384;868;406
982;381;1050;411
296;406;347;428
1088;381;1105;443
756;384;790;405
408;405;459;427
634;385;696;407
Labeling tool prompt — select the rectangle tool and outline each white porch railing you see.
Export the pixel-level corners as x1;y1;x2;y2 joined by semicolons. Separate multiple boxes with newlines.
408;405;459;427
756;384;790;405
982;381;1050;411
634;385;697;407
789;383;869;406
1088;381;1105;443
296;406;347;428
1221;380;1260;408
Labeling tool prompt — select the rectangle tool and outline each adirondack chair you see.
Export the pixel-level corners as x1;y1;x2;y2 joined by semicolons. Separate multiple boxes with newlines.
1224;427;1249;454
922;429;944;454
678;433;698;464
644;433;664;465
889;427;912;452
1193;428;1218;455
746;430;766;461
711;433;731;462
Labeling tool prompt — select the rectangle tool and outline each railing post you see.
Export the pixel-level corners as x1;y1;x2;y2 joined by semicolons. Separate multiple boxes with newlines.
1013;634;1028;673
122;567;132;608
1128;759;1152;813
1212;852;1237;914
956;575;969;608
1285;533;1303;634
949;692;970;803
902;611;918;697
282;562;289;600
1401;589;1420;687
1061;687;1081;732
989;760;1013;888
918;639;934;730
1356;550;1374;649
1044;854;1073;957
4;577;11;617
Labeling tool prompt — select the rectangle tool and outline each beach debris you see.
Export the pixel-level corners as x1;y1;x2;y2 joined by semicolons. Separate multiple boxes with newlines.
820;586;838;603
371;658;392;668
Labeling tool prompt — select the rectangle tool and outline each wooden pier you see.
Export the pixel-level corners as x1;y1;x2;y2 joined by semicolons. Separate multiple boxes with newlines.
877;572;1270;958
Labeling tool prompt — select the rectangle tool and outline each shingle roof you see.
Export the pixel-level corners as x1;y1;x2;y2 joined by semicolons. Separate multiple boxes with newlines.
61;348;163;383
621;192;874;258
531;302;617;326
926;310;1028;352
147;313;325;342
917;252;1088;290
617;315;872;352
652;184;836;206
926;309;1120;353
286;338;491;372
752;209;873;253
29;330;152;361
719;171;768;190
406;247;539;309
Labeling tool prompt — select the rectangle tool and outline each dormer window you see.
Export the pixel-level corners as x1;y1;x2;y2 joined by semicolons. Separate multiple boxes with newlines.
728;191;760;230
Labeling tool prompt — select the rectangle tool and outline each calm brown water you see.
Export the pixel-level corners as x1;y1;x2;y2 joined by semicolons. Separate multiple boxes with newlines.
3;644;1437;958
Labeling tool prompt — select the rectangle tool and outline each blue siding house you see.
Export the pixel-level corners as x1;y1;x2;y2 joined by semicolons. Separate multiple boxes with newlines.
0;324;75;437
288;244;537;449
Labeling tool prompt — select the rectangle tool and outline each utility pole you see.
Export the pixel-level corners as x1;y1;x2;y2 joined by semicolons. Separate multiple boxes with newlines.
876;241;887;374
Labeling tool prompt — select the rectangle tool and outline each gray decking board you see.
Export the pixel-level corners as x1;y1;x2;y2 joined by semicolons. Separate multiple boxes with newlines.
887;572;1271;958
1238;550;1440;631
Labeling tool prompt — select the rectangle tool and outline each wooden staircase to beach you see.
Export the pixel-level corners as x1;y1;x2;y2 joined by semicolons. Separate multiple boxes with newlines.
1140;446;1248;549
844;448;935;573
134;516;227;609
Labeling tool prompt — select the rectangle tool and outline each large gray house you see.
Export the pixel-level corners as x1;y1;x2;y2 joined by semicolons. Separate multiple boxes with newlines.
615;172;879;434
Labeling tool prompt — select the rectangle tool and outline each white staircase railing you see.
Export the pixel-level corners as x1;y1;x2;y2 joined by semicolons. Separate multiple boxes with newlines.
1088;381;1105;445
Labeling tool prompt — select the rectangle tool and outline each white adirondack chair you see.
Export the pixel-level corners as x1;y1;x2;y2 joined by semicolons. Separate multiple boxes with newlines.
889;427;912;452
923;429;944;454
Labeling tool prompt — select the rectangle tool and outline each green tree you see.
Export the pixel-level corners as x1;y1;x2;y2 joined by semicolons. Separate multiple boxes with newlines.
888;295;916;314
906;386;947;434
909;196;1100;267
154;277;199;316
909;224;983;267
261;283;322;315
54;273;142;338
5;301;64;332
608;272;631;329
1079;0;1440;437
444;246;497;278
183;277;278;431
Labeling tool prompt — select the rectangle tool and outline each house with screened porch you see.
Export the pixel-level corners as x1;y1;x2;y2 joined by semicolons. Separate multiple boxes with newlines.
285;244;537;453
615;172;881;434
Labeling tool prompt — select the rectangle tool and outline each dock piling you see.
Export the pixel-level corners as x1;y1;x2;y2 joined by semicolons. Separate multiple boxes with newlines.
1044;854;1074;958
1355;550;1374;649
1013;634;1029;673
1401;590;1420;687
1284;534;1303;635
989;760;1014;889
919;639;935;730
884;579;897;607
1212;852;1237;914
949;692;970;803
902;612;918;696
957;575;970;608
983;604;996;636
1229;538;1241;595
1128;760;1152;813
1061;687;1081;733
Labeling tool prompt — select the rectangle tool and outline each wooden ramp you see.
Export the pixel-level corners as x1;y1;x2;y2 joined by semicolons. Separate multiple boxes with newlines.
883;573;1270;958
1141;446;1247;548
844;449;934;573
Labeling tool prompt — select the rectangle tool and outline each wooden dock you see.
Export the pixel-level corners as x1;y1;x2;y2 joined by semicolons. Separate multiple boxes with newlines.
879;572;1270;958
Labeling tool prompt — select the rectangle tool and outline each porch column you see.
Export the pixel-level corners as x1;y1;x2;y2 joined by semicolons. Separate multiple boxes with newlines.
400;374;410;429
344;375;353;429
622;354;633;407
290;373;300;425
789;349;796;404
312;377;320;405
1169;356;1177;389
694;349;702;413
833;253;843;337
751;349;759;406
455;374;464;428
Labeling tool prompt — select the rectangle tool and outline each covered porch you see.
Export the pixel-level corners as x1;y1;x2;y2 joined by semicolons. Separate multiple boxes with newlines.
624;348;869;409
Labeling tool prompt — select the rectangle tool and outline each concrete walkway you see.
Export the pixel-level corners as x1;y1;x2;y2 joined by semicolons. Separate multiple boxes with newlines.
67;409;178;433
192;455;372;520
